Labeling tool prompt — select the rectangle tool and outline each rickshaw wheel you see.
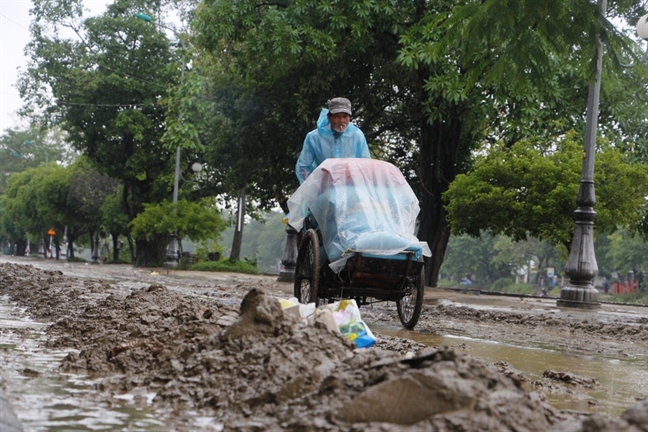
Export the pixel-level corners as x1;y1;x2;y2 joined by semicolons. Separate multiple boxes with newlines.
397;267;425;329
294;229;320;304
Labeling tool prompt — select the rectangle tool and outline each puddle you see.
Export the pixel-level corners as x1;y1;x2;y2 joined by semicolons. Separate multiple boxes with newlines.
0;297;172;431
373;322;648;417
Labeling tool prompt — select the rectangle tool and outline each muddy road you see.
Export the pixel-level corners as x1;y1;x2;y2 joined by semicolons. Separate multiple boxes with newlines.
1;256;647;431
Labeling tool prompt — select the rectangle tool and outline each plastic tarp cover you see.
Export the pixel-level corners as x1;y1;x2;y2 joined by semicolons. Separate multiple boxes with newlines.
288;158;431;270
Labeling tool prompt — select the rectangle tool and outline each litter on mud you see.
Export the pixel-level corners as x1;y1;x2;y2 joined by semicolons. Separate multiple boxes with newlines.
279;296;376;348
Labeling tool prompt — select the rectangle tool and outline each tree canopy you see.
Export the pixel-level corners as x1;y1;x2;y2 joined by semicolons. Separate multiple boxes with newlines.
17;0;211;265
192;0;648;285
9;0;648;278
444;132;648;250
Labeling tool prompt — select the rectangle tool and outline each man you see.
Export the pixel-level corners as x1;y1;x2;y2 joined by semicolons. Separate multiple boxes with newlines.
295;97;370;184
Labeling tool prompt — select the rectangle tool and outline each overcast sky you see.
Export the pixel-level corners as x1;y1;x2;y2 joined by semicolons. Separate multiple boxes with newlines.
0;0;111;134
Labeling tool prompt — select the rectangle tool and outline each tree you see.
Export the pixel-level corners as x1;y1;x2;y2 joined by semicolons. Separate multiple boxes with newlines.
599;229;648;276
18;0;202;266
3;166;65;255
66;158;120;259
129;199;227;252
0;127;67;194
100;191;131;261
440;233;562;285
444;132;648;250
219;210;288;271
440;233;513;284
193;0;648;286
1;158;118;259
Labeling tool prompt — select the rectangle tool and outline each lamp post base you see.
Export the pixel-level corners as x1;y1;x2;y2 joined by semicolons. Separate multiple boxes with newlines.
277;225;298;282
557;284;600;309
277;269;295;283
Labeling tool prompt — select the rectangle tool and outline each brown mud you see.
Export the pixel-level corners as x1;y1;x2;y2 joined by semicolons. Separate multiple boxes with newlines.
1;261;647;431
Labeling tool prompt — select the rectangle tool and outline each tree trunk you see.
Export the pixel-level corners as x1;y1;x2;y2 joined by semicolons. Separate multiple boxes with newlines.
133;234;168;267
417;114;466;287
128;236;135;263
13;239;27;256
68;235;75;259
230;187;246;261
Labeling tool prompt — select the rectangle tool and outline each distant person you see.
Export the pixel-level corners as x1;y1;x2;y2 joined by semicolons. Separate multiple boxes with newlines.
540;287;547;297
295;97;370;184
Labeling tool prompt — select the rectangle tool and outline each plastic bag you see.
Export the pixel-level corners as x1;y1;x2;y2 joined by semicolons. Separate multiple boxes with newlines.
325;299;376;348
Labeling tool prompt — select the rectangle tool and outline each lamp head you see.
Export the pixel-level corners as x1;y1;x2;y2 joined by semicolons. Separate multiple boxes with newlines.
637;14;648;40
135;13;152;22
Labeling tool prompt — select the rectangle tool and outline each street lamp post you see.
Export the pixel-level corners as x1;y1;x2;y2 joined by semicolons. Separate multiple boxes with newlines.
277;217;298;282
558;0;608;309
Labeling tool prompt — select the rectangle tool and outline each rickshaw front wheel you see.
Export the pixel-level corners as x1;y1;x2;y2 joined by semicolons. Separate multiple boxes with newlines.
294;228;320;304
397;266;425;329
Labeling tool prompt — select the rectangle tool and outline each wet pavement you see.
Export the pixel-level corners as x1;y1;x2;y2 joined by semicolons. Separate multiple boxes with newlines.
1;255;648;430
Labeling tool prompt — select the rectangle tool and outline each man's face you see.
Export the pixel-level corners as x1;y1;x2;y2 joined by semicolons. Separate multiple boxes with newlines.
328;113;350;133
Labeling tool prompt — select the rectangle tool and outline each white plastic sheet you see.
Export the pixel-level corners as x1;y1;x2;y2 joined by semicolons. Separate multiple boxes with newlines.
288;158;431;270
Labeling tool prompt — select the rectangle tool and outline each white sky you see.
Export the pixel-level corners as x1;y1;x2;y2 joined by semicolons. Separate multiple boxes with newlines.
0;0;111;134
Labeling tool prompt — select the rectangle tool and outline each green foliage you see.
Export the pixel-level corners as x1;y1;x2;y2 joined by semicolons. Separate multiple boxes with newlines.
219;211;288;272
129;198;226;242
489;278;516;292
440;232;562;285
17;0;208;265
193;0;648;287
440;233;511;284
101;192;130;237
444;132;648;249
599;229;648;275
3;166;67;240
11;0;648;278
0;158;122;259
608;291;648;305
0;128;67;194
189;258;259;274
485;283;536;296
193;240;223;263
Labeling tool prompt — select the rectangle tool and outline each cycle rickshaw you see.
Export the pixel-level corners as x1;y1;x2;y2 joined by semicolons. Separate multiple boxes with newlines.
287;158;431;329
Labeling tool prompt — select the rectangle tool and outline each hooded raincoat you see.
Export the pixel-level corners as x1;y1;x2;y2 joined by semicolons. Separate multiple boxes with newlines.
295;109;370;184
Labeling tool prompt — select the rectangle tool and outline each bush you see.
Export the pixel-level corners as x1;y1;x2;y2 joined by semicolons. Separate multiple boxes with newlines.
485;281;535;295
189;259;259;275
488;278;514;291
608;291;648;305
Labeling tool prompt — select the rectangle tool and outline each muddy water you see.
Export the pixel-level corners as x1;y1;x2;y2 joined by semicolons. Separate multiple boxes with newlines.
373;321;648;417
0;296;168;431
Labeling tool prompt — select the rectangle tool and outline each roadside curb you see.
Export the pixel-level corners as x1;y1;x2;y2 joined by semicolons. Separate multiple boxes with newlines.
0;388;24;432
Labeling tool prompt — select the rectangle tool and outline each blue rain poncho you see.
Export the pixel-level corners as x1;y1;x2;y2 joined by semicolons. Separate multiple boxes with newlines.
295;109;370;184
288;158;431;272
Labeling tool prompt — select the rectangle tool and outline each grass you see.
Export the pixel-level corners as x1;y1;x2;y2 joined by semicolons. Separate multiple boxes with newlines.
189;259;259;275
483;282;537;296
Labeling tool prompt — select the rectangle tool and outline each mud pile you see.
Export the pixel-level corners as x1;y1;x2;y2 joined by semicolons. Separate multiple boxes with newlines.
1;262;647;431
